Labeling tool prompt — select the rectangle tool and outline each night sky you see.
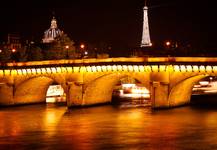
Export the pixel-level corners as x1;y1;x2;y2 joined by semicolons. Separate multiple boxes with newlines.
0;0;216;53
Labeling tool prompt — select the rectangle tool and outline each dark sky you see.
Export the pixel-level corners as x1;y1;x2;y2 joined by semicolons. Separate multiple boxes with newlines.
0;0;216;50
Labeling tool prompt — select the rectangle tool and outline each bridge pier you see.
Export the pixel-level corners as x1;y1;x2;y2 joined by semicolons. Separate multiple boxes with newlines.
67;81;84;107
0;83;14;105
150;72;170;108
151;81;170;108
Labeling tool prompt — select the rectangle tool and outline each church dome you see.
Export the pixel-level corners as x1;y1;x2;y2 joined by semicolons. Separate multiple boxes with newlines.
42;17;62;43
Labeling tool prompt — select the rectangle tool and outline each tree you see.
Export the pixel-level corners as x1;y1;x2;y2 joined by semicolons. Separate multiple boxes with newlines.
0;48;12;62
17;47;28;62
44;33;76;60
28;45;43;61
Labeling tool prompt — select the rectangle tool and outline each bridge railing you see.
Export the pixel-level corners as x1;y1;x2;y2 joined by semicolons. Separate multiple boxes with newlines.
1;57;217;70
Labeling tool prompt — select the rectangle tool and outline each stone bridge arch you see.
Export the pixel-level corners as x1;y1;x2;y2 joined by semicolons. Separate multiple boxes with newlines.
68;72;150;107
14;76;66;105
168;74;208;107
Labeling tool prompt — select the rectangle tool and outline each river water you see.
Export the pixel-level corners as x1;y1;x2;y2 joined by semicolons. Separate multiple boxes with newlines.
1;97;217;150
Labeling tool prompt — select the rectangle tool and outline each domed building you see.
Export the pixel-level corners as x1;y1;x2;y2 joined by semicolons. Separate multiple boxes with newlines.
42;17;63;43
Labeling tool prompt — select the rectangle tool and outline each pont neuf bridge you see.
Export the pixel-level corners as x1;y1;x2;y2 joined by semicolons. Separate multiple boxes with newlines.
1;57;217;109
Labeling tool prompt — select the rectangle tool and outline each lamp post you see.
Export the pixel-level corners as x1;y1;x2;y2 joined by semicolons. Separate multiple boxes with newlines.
11;48;17;62
80;44;85;58
12;48;16;53
65;45;69;59
165;41;171;47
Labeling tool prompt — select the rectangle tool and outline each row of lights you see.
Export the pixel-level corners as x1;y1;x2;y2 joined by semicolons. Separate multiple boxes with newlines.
1;65;217;76
0;48;16;53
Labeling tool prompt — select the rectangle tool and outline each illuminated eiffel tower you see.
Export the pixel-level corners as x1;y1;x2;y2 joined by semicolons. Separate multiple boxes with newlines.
141;0;152;47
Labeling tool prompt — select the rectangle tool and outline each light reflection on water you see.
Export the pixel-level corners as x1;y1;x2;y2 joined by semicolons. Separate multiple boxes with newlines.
1;104;217;149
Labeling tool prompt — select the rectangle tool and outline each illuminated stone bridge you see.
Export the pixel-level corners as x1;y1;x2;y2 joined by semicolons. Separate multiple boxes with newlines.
1;57;217;109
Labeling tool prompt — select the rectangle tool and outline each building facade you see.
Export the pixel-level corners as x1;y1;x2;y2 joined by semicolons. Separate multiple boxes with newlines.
42;17;63;43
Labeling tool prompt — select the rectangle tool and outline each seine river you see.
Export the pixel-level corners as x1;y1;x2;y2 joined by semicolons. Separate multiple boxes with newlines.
1;96;217;150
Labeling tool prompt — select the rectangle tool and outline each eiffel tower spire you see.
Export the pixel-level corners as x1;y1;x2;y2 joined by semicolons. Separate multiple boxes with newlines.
141;0;152;47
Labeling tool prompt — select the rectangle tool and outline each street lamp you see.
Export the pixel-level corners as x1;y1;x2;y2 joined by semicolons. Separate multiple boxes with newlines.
65;45;69;59
11;48;17;62
12;48;16;53
80;44;85;58
165;41;171;47
80;44;85;49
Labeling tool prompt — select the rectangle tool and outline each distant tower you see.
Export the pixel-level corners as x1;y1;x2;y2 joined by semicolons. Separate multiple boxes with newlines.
141;1;152;47
42;16;62;43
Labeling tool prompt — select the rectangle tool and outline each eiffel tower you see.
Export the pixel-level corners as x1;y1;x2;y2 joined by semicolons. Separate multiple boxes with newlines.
141;0;152;47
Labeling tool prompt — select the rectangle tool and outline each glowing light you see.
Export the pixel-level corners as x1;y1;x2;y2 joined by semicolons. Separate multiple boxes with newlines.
46;68;52;74
139;65;145;72
41;68;47;74
112;65;117;71
133;65;139;72
131;87;150;94
193;66;199;72
166;65;173;72
11;70;17;75
73;67;80;73
102;66;107;72
4;70;10;75
80;67;86;73
65;45;69;49
128;65;133;72
199;81;209;86
61;67;67;73
123;65;128;72
46;85;64;97
213;66;217;72
56;67;62;73
107;65;112;72
145;65;151;72
199;66;205;72
80;44;85;49
174;65;180;72
122;83;136;88
86;66;92;72
66;67;72;73
166;41;171;46
186;65;192;72
31;68;36;74
22;69;27;75
180;65;186;72
12;48;16;53
152;65;158;72
97;66;102;72
159;65;166;72
51;68;56;73
91;66;97;72
0;70;4;76
17;69;22;75
117;65;123;71
36;68;41;74
120;84;150;99
206;66;212;73
27;69;32;74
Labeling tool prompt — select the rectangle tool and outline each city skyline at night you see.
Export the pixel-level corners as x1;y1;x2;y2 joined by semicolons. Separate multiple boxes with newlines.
0;0;216;55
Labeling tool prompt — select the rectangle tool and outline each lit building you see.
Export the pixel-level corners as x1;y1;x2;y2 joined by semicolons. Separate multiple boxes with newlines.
141;2;152;47
42;17;63;43
1;33;22;50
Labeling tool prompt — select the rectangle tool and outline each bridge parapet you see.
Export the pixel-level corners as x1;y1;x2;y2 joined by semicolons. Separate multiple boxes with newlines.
2;57;217;68
0;64;217;76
